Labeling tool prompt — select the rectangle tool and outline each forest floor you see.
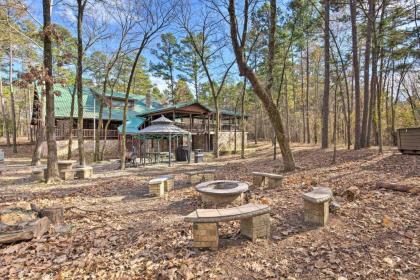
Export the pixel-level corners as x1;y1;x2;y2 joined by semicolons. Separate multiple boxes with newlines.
0;143;419;279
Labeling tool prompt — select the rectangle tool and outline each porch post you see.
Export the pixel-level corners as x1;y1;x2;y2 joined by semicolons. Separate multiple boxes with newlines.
169;133;172;167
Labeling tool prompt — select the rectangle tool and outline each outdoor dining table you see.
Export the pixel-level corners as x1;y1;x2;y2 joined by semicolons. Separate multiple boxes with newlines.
145;152;170;164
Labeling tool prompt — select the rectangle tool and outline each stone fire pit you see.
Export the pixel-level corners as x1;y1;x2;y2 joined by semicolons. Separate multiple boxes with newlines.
195;180;249;206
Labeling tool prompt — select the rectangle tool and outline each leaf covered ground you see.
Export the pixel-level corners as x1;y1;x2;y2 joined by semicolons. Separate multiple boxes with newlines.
0;144;419;279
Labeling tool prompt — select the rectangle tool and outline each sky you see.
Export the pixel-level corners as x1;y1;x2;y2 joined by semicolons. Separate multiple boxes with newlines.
24;0;234;93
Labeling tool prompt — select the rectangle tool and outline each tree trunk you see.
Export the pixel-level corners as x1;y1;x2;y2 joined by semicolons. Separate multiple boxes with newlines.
305;38;310;143
228;0;295;171
43;0;59;182
241;77;246;159
76;0;86;167
367;0;377;147
361;0;374;148
321;0;330;149
67;83;76;160
332;80;338;163
0;75;10;145
350;0;361;150
9;39;17;153
31;88;45;166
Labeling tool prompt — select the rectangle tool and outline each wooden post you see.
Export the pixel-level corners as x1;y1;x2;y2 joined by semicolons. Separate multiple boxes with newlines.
169;133;172;167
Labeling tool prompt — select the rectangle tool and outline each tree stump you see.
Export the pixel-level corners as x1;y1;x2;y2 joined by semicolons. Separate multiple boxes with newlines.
343;186;360;201
40;207;64;225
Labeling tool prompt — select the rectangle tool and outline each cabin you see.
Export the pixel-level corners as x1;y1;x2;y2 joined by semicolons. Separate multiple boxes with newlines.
31;85;247;153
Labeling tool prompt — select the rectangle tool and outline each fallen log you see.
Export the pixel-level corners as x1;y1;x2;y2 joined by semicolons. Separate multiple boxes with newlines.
0;217;50;244
375;182;419;194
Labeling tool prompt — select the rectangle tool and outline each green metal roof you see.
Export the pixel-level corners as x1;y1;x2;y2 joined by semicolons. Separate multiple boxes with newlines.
117;117;145;135
52;85;162;121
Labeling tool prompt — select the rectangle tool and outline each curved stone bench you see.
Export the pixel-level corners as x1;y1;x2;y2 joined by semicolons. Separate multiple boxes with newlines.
302;187;333;226
184;203;270;249
252;172;283;188
186;169;216;185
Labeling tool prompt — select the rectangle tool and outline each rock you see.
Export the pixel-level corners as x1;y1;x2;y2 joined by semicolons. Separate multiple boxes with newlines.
0;209;38;225
330;200;341;213
53;255;67;264
383;257;395;267
337;277;347;280
343;186;360;201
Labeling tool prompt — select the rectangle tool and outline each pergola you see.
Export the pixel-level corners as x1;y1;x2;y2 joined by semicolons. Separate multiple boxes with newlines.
135;116;192;166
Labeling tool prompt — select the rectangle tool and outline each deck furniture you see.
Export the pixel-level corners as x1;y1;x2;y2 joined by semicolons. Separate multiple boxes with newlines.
252;172;283;188
186;169;216;185
195;180;248;206
148;178;166;197
302;187;333;226
184;203;270;249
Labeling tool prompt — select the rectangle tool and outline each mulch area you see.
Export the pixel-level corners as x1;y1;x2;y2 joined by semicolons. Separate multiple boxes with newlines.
0;144;419;279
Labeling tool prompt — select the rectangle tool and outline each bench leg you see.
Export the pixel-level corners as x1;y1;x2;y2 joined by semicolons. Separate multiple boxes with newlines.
60;171;75;181
240;213;270;242
203;173;214;181
189;174;201;185
303;200;329;226
164;179;173;192
192;222;218;249
268;178;283;188
149;182;165;197
252;175;263;188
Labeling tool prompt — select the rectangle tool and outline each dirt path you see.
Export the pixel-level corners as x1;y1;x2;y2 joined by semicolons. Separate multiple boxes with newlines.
0;144;419;279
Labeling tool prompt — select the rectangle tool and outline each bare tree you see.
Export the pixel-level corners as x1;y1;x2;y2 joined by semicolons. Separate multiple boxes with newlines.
94;1;134;162
321;0;330;149
228;0;295;171
178;5;234;158
120;0;178;170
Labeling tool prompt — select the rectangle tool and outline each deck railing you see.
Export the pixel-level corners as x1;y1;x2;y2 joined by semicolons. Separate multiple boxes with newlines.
175;122;239;133
55;128;118;140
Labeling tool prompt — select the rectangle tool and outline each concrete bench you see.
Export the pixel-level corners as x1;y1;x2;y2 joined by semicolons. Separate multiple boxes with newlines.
184;203;270;249
186;169;216;185
59;169;76;181
32;169;44;182
302;187;333;226
148;178;166;197
157;175;174;192
57;160;77;172
252;172;283;188
73;166;93;179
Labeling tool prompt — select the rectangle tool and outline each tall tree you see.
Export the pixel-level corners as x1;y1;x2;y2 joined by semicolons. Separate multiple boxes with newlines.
228;0;295;171
76;0;88;166
43;0;59;182
321;0;330;149
360;0;374;148
120;0;177;170
150;33;181;105
350;0;361;149
179;6;234;158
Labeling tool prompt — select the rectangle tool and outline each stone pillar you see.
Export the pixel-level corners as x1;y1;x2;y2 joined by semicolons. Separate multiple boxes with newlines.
192;222;218;249
148;180;165;197
240;213;270;241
